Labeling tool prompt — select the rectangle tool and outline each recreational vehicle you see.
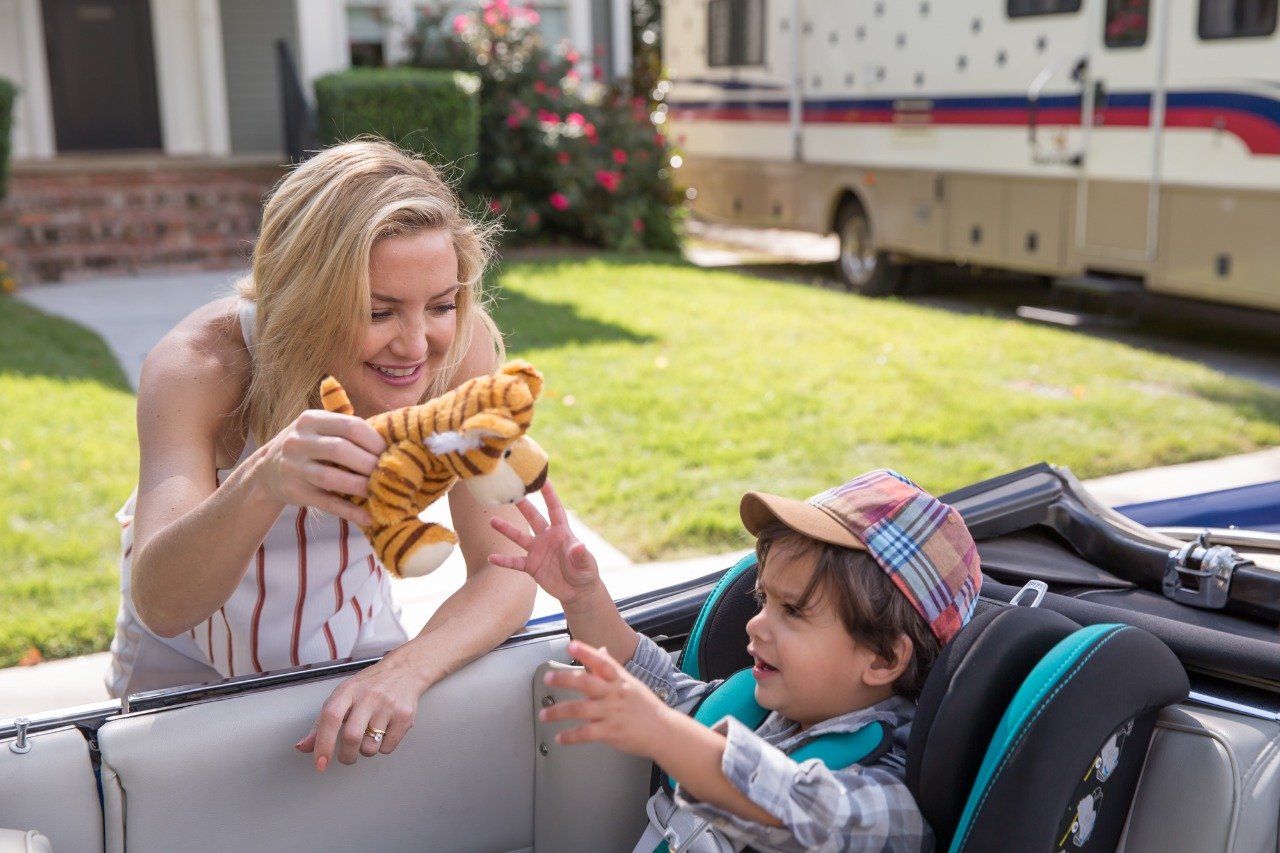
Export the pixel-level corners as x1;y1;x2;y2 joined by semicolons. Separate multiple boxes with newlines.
665;0;1280;313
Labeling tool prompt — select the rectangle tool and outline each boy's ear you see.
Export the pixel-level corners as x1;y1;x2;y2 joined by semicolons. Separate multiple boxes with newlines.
863;634;914;687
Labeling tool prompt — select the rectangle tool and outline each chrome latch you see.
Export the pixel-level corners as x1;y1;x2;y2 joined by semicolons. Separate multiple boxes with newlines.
1164;532;1239;610
1010;579;1049;608
9;717;31;754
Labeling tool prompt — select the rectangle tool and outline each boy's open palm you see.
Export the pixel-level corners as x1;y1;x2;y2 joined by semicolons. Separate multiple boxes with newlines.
540;640;674;759
489;482;602;607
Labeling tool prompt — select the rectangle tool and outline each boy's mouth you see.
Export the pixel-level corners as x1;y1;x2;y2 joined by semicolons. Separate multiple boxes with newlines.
749;648;779;678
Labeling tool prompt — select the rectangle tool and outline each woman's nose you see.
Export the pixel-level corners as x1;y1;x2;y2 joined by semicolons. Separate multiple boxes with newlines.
391;316;429;360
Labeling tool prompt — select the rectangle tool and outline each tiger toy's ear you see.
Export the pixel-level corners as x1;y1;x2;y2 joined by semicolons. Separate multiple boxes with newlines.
320;376;355;416
499;360;543;400
457;411;524;443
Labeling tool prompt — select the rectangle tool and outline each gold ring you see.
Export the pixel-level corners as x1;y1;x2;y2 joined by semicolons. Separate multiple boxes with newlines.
364;725;387;743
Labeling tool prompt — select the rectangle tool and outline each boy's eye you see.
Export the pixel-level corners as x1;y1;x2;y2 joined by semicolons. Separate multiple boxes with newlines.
752;587;766;605
782;603;803;618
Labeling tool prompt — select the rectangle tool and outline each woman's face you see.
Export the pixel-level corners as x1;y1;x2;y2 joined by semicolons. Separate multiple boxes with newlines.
330;228;461;418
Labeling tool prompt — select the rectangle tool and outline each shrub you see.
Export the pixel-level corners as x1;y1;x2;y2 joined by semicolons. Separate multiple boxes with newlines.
408;2;681;251
314;67;481;183
0;78;16;200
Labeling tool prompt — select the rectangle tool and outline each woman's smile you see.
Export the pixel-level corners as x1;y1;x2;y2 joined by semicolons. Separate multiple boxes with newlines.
367;362;425;385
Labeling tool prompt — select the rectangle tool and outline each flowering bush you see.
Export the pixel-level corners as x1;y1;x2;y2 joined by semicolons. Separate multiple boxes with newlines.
408;1;680;251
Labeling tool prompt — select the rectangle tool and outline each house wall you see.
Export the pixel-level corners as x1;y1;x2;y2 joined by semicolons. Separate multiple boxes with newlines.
0;0;56;159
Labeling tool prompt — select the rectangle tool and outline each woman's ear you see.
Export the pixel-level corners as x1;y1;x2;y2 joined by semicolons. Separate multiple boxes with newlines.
863;633;914;687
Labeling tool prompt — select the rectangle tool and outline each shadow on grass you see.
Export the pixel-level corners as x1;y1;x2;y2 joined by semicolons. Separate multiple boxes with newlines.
489;269;662;351
493;288;656;350
0;298;132;391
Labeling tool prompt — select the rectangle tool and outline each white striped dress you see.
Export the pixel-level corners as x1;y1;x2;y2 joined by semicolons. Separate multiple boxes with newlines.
105;301;407;697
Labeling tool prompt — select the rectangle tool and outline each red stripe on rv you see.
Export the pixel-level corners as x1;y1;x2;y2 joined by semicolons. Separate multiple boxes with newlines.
675;104;1280;155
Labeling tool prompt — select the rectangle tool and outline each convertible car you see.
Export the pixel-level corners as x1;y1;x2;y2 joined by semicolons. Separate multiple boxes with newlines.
3;463;1280;852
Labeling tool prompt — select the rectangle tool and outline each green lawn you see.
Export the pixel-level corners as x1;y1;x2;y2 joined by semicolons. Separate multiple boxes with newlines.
4;255;1280;665
1;299;137;666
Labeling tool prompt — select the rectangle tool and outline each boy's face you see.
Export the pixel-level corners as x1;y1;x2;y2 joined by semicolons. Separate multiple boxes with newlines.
746;544;897;730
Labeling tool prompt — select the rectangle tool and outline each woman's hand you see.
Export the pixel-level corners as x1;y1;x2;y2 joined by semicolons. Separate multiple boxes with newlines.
540;640;675;759
255;410;387;526
294;650;428;771
488;481;603;608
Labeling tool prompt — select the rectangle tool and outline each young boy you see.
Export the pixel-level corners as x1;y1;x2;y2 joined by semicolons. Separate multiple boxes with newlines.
490;469;981;852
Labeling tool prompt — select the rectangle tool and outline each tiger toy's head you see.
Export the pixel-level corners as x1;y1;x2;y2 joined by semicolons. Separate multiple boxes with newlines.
320;360;549;578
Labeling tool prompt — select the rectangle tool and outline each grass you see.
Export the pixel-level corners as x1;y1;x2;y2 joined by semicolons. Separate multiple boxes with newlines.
1;298;138;667
490;255;1280;559
5;254;1280;665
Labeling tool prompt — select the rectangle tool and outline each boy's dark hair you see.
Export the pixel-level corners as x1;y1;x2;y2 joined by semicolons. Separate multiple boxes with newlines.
755;523;940;699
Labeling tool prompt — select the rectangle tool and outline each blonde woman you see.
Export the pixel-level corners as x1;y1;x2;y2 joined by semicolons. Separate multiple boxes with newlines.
107;140;536;772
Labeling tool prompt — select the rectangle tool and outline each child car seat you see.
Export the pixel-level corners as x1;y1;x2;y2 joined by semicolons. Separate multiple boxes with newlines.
683;558;1190;851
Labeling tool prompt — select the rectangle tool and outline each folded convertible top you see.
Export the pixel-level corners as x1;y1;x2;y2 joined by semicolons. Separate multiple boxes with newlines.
943;464;1280;691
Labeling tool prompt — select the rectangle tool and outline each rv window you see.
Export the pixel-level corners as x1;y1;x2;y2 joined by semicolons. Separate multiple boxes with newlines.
1007;0;1082;17
1198;0;1278;38
1105;0;1149;47
707;0;766;67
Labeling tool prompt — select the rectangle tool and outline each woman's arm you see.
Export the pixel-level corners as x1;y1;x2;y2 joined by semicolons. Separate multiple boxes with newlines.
299;322;536;769
129;299;385;637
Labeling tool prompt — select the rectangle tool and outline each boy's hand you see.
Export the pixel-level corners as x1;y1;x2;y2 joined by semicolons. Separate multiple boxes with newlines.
489;481;603;608
539;640;675;759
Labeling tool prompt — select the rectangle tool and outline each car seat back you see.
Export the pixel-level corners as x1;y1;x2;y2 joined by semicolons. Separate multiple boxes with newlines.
909;604;1190;851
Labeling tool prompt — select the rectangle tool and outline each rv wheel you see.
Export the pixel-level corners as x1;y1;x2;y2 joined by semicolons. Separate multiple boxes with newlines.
836;203;902;296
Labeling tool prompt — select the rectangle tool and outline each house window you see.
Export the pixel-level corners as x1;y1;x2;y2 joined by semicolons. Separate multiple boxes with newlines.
1007;0;1082;17
347;5;385;66
1199;0;1278;38
708;0;766;67
1105;0;1149;47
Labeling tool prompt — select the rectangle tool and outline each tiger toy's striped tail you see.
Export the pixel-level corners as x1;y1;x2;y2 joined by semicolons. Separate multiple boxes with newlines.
318;360;548;579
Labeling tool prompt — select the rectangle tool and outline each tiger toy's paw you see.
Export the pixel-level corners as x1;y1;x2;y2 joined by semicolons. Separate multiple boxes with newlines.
374;520;459;579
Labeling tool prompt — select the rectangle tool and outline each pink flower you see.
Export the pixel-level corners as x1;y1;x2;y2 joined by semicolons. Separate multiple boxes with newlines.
506;114;521;128
533;80;547;94
566;112;586;127
537;109;559;123
632;218;645;234
593;65;604;81
550;192;570;211
483;9;498;26
565;69;581;83
565;49;581;64
522;8;540;24
556;151;571;165
584;123;599;143
489;200;503;213
595;170;621;192
453;13;469;32
525;210;541;227
612;148;627;165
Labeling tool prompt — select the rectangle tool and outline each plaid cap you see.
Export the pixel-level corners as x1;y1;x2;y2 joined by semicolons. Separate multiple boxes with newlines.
740;469;982;644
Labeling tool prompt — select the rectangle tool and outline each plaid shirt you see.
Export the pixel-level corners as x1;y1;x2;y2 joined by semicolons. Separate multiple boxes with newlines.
626;634;933;853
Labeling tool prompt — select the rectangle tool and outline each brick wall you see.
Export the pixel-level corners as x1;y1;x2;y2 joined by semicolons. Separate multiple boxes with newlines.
0;158;289;284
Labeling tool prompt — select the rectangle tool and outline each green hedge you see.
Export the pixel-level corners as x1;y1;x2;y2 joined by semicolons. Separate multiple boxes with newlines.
315;68;480;184
0;78;16;200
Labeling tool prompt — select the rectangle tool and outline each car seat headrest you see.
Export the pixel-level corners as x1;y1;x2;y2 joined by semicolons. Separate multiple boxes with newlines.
908;605;1082;846
681;554;758;681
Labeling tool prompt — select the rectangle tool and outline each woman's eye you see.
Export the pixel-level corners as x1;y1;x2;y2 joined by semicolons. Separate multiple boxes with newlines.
430;302;458;316
371;309;395;322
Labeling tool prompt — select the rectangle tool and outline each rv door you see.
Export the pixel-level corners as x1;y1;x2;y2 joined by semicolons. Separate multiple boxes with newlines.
1076;0;1168;264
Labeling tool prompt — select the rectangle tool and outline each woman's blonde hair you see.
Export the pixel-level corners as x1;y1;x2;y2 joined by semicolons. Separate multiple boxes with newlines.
236;138;504;441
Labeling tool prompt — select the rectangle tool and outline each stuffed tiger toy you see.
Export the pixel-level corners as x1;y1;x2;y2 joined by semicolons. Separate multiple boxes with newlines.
320;360;548;579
